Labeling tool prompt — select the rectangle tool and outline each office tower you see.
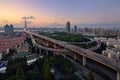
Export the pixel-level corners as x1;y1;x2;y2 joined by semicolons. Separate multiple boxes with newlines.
66;22;70;33
74;25;77;33
4;24;14;36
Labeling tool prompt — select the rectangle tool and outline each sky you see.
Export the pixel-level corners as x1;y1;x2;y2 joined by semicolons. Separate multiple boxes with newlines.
0;0;120;27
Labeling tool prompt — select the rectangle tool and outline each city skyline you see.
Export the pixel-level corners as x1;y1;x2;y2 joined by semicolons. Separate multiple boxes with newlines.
0;0;120;27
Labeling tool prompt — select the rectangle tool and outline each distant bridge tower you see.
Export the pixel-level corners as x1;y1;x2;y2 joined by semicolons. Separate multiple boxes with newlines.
22;16;35;31
24;20;27;31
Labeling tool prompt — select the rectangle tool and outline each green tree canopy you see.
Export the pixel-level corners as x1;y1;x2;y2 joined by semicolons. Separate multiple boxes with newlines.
43;59;54;80
87;69;95;80
15;64;26;80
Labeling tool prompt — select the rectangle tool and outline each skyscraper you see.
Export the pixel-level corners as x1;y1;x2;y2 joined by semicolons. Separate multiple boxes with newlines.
74;25;77;33
66;22;70;33
4;24;14;36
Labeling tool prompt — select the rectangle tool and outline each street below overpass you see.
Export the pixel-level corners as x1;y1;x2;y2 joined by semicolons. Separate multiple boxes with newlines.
65;52;116;80
60;53;104;80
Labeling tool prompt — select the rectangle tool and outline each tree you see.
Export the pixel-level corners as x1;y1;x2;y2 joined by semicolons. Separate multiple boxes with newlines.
43;59;54;80
7;76;15;80
25;38;33;46
15;64;26;80
5;59;16;78
87;69;95;80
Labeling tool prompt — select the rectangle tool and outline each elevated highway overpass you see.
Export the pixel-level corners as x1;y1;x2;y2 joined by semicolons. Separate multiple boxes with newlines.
24;30;120;80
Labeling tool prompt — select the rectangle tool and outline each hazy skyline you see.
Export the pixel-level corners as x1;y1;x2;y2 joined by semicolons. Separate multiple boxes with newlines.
0;0;120;27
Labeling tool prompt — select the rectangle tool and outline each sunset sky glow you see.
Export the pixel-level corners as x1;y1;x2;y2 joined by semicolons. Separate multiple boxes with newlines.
0;0;120;27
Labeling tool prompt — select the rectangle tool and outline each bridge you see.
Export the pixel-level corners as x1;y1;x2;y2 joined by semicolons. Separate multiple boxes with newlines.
24;30;120;80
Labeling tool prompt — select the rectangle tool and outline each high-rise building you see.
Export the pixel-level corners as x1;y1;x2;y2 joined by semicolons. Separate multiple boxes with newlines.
66;22;71;33
74;25;77;33
4;24;14;36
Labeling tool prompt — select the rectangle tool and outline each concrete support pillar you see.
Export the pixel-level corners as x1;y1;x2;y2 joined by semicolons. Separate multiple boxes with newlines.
53;52;56;58
15;45;18;49
83;56;87;66
74;54;77;60
46;50;48;56
54;43;57;49
39;49;41;55
0;53;2;60
117;71;120;80
63;53;66;59
35;47;37;51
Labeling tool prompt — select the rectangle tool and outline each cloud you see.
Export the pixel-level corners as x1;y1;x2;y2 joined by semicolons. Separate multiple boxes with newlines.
3;20;9;23
46;23;65;28
22;16;35;19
